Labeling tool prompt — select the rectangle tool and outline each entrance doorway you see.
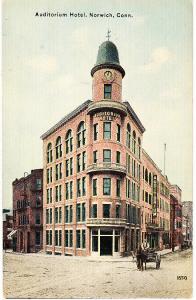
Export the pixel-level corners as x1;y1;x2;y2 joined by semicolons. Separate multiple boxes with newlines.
100;236;112;255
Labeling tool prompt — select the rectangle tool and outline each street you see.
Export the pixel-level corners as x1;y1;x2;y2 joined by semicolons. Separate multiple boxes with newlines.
3;249;192;298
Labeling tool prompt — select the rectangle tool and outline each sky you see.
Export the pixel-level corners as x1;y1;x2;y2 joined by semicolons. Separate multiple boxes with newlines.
3;0;192;209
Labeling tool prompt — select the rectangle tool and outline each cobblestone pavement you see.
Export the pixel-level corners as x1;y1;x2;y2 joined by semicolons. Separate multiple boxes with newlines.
3;249;192;298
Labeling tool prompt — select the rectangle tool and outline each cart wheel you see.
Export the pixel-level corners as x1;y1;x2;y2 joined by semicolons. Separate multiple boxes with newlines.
156;261;160;269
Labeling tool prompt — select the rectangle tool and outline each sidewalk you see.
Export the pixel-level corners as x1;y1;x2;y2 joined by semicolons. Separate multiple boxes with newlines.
4;246;181;262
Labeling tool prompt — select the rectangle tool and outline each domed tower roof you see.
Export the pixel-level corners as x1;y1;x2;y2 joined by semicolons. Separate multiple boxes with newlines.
91;40;125;77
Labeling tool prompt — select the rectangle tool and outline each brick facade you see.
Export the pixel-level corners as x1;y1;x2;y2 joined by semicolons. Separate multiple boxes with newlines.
12;169;43;253
41;40;180;256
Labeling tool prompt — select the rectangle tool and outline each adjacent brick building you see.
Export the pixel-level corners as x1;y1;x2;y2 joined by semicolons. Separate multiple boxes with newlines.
182;201;192;241
12;169;43;253
170;185;182;250
41;39;179;256
141;150;170;250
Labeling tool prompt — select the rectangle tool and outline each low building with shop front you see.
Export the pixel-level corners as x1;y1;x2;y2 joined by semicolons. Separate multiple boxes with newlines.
3;209;13;250
12;169;43;253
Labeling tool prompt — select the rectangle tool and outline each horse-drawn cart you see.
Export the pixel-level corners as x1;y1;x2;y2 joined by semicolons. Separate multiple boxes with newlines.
145;249;161;269
136;248;161;270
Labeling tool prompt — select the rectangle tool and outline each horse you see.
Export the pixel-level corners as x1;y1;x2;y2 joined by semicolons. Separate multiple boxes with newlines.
136;247;147;271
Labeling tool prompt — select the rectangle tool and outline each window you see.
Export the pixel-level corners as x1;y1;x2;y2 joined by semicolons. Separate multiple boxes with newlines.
76;230;81;248
65;130;73;154
56;163;62;180
54;207;62;223
70;181;73;199
55;137;62;159
145;191;148;203
103;122;111;139
65;230;73;248
76;204;81;222
82;177;86;196
145;168;148;183
65;206;69;223
77;179;81;197
47;143;53;163
82;152;86;170
94;124;98;141
116;205;120;218
36;194;41;207
117;124;121;142
65;205;73;223
82;203;86;221
103;149;111;162
132;131;136;154
55;185;62;202
46;230;52;246
126;179;131;198
104;84;112;99
103;178;111;195
35;213;40;224
138;137;141;159
126;154;131;173
116;179;121;197
91;204;97;218
70;158;73;175
77;154;81;173
126;124;131;148
47;188;52;204
103;204;110;218
92;230;98;252
47;167;52;184
93;151;98;163
116;151;121;164
55;230;62;246
132;182;136;200
149;173;152;186
82;230;86;248
132;159;136;178
65;230;69;247
149;194;152;205
55;207;58;223
93;179;97;196
36;178;42;190
66;159;69;177
77;122;86;148
65;183;69;200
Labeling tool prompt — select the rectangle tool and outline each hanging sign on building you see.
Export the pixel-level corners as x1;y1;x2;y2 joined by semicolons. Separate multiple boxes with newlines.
152;174;158;217
94;111;120;121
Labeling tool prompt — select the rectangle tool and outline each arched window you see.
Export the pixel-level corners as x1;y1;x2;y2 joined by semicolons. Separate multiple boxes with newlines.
138;137;141;159
77;121;86;148
126;123;131;148
65;130;73;154
149;172;152;186
145;168;148;183
55;137;62;159
132;131;136;154
47;143;53;163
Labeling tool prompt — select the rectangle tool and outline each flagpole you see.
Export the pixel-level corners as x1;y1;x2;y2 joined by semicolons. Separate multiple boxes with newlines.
164;143;166;175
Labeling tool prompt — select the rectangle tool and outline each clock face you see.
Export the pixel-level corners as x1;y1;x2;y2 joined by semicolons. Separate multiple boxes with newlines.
104;70;113;81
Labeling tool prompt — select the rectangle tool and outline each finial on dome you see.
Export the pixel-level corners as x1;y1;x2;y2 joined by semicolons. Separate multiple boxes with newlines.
106;29;111;41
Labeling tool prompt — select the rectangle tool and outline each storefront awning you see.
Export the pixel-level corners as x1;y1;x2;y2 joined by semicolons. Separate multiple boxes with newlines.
7;230;17;240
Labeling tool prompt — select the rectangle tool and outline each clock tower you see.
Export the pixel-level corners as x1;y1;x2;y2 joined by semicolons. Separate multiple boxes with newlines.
91;40;125;102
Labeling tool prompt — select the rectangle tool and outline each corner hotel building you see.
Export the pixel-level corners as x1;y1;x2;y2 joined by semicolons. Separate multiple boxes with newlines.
41;40;171;256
